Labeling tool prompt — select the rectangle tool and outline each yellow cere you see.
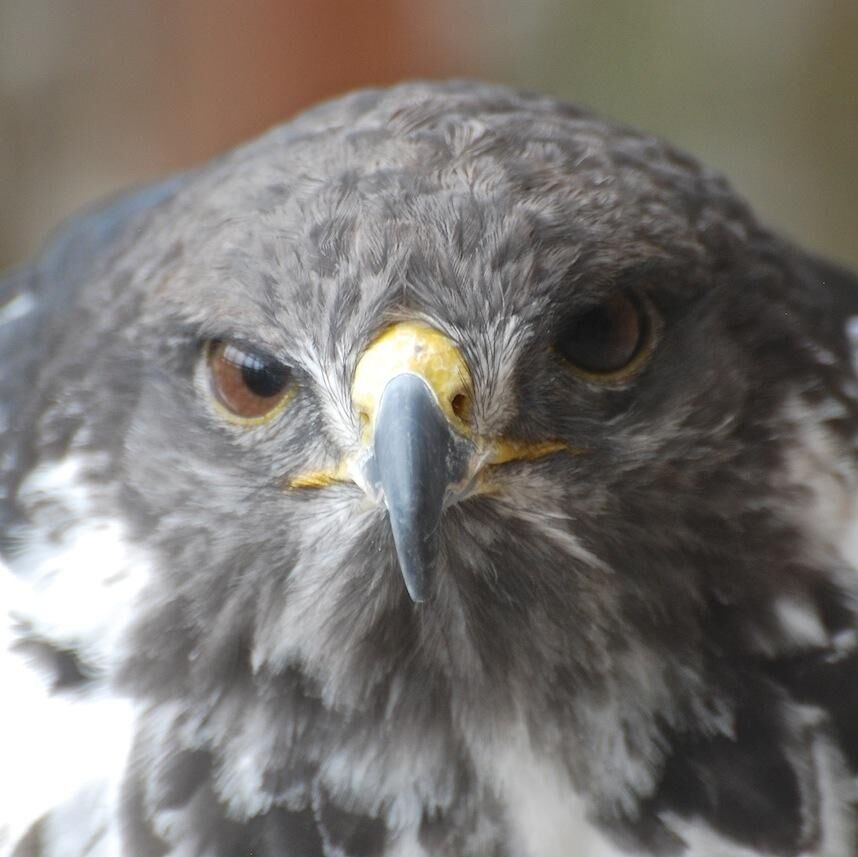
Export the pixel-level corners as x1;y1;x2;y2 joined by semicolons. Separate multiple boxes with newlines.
351;322;473;440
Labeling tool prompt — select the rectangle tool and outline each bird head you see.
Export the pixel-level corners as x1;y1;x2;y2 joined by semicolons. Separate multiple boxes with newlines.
89;84;830;776
11;83;858;852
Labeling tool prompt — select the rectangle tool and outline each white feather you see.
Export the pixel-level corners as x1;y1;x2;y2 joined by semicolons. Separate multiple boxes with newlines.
0;455;152;856
0;292;36;327
8;454;151;672
486;725;629;857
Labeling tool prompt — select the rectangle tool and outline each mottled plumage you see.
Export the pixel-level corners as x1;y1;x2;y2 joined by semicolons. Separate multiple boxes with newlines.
2;80;858;857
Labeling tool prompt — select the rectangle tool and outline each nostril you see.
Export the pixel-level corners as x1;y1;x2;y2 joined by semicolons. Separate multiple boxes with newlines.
451;392;471;424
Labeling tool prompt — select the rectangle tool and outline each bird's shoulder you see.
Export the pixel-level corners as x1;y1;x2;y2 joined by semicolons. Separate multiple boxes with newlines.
0;180;187;856
0;175;186;533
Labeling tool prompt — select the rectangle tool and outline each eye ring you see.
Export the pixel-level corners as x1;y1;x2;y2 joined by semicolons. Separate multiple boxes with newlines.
205;340;296;425
555;292;662;383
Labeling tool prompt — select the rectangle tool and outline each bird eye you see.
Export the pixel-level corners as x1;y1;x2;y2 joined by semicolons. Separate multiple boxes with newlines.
206;340;294;422
555;293;659;380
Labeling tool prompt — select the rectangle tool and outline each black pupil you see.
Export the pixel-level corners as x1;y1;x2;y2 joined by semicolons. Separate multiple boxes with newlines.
234;349;289;398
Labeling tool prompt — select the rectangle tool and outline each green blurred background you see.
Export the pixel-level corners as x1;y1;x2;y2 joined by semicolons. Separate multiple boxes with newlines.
1;0;856;270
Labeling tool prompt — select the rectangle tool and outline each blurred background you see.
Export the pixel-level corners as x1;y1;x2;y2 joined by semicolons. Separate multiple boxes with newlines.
1;0;856;271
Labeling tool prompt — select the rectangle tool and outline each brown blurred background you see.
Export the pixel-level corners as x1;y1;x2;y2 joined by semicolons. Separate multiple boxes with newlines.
1;0;856;271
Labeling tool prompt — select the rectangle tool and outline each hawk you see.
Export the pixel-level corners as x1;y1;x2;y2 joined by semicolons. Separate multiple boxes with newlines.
2;80;858;857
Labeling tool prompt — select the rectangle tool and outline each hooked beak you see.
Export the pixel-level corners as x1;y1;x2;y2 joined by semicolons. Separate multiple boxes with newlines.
351;323;474;602
369;373;469;601
288;322;571;602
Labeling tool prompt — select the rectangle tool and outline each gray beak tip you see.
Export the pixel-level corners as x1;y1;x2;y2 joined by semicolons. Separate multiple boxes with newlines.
405;583;429;604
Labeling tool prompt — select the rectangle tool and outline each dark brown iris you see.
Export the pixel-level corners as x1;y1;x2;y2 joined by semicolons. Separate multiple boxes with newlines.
556;294;648;376
207;340;292;419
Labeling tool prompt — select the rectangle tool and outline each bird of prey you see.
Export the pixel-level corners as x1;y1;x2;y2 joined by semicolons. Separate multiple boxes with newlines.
2;80;858;857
